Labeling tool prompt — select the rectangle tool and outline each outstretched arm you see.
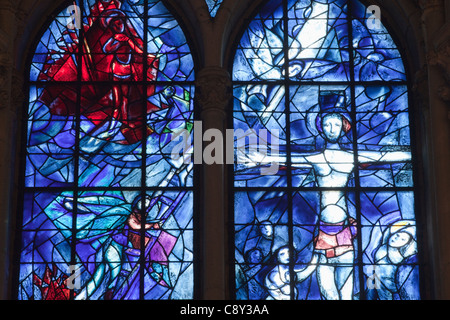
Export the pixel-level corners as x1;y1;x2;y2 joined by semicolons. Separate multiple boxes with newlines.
358;149;411;164
294;253;319;282
103;37;121;54
237;148;313;168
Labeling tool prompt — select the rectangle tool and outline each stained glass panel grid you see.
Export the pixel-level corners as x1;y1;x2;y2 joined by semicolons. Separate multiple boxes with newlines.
233;0;419;301
19;0;195;300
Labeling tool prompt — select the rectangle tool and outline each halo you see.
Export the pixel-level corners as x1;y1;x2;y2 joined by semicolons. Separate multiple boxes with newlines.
306;104;321;136
382;220;416;244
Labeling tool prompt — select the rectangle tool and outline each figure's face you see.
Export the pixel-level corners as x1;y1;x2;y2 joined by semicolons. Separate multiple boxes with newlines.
322;114;343;143
132;196;152;220
249;249;262;264
111;18;125;33
278;247;290;264
260;224;273;238
389;232;411;248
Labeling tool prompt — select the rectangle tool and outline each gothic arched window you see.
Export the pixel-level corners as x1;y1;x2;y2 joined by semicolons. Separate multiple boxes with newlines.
232;0;420;300
17;0;196;300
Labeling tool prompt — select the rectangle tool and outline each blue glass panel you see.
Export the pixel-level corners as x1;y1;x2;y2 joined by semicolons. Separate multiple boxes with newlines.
18;191;74;299
147;2;195;81
360;191;419;300
235;191;290;299
205;0;224;18
233;85;287;187
355;85;412;187
69;190;194;300
233;0;285;81
287;0;350;81
25;154;75;188
351;0;406;81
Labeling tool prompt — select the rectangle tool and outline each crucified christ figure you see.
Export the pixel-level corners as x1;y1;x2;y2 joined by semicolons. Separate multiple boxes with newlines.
240;93;411;300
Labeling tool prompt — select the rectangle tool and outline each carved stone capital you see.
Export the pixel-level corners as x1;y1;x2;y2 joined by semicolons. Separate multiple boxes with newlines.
196;67;232;117
0;0;16;13
427;49;449;80
427;24;450;106
437;86;450;102
418;0;444;12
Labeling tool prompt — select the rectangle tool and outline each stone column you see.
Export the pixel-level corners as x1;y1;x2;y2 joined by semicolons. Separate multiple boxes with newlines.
196;67;231;299
419;0;450;299
0;0;21;300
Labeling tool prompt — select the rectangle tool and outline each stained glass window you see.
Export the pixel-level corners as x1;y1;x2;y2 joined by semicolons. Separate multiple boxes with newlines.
233;0;420;300
205;0;224;18
18;0;195;300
